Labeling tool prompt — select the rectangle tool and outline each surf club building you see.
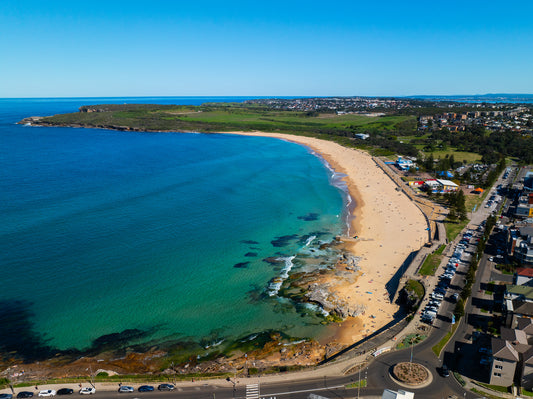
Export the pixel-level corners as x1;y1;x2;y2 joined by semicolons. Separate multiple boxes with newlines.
423;179;459;194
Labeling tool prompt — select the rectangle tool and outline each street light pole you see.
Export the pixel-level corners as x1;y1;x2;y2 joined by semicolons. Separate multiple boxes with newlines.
357;367;361;399
226;377;236;399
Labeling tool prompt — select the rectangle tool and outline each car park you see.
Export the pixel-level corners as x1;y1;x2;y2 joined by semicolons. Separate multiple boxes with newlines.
157;384;175;391
78;388;95;395
138;386;154;392
118;386;134;393
56;389;73;396
38;391;56;397
449;259;461;265
17;393;33;399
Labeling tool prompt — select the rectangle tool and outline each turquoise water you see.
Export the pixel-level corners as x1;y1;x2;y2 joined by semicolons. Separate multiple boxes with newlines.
0;98;347;355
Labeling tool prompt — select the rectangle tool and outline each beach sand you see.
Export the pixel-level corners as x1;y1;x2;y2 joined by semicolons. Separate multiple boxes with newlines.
227;132;428;346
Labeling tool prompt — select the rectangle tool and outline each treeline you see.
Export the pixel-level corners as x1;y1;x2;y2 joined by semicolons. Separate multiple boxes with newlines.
430;125;533;164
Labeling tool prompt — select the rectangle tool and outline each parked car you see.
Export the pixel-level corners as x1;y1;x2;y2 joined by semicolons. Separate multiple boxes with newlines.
1;394;14;399
56;390;73;396
17;393;33;399
38;391;56;397
451;293;459;302
118;386;134;393
479;347;492;354
157;384;175;391
138;386;154;392
78;388;95;395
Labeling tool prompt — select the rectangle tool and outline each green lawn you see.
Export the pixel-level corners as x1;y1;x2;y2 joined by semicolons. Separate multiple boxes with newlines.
470;388;505;399
422;149;481;164
444;218;469;242
435;244;446;255
419;252;443;276
405;279;425;299
346;379;367;388
432;324;458;356
477;382;510;393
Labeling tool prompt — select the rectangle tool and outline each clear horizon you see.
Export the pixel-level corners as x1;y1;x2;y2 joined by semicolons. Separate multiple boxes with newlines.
2;0;532;97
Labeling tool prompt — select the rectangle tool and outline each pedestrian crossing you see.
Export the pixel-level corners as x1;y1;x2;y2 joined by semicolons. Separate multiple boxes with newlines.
246;383;259;399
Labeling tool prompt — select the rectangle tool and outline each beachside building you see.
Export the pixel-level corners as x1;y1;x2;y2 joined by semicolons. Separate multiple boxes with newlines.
515;194;533;218
522;347;533;389
423;179;459;193
489;321;533;389
423;179;440;192
490;337;520;386
436;179;459;192
508;227;533;266
395;156;415;171
504;286;533;327
515;268;533;286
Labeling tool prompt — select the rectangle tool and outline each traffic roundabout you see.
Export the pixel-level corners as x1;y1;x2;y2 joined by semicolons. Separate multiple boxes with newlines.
389;362;433;388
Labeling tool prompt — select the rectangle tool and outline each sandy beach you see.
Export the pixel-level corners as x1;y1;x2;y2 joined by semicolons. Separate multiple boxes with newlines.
226;131;428;346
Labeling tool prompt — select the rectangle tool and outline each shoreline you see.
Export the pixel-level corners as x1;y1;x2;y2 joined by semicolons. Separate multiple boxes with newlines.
5;122;429;376
222;131;428;346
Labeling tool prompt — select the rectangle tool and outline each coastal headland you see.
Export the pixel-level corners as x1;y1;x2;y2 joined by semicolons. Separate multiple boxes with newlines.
12;107;428;378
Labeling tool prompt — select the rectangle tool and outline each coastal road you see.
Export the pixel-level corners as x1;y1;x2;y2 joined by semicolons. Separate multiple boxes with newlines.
65;377;382;399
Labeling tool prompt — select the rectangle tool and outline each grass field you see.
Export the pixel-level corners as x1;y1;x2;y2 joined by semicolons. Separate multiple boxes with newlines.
419;251;443;276
42;104;415;137
419;149;482;164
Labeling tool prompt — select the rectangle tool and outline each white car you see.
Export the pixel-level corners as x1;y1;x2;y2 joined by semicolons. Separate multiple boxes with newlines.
38;391;56;397
118;386;134;393
79;388;95;395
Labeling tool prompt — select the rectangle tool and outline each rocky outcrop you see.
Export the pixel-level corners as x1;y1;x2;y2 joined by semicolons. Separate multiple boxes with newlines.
305;283;366;318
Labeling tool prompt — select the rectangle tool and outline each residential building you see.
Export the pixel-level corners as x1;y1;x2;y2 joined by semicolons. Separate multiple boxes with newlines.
490;337;520;386
509;227;533;266
515;268;533;286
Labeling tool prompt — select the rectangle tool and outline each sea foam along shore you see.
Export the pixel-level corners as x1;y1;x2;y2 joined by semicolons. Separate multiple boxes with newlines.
225;132;428;345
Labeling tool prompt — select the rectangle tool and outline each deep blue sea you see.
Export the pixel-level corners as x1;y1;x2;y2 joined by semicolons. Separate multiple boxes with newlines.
0;97;347;356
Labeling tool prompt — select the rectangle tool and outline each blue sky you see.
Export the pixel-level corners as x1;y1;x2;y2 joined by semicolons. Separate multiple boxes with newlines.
1;0;532;97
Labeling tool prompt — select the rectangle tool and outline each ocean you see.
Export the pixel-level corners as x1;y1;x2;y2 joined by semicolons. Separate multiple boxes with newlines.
0;97;348;358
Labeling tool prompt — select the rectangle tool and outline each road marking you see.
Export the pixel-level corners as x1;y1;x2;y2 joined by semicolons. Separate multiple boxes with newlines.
258;384;345;397
246;383;260;399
